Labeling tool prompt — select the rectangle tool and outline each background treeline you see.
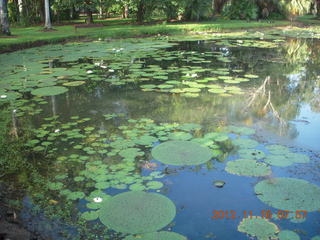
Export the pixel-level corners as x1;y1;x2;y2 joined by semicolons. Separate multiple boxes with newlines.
4;0;320;26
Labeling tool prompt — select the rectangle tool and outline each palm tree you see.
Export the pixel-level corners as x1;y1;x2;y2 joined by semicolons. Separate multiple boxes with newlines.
0;0;11;35
44;0;52;29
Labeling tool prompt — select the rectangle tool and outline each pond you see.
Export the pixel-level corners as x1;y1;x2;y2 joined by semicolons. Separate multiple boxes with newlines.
0;31;320;240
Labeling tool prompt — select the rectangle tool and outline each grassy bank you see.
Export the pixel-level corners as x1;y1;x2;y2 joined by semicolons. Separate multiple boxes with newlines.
0;19;290;53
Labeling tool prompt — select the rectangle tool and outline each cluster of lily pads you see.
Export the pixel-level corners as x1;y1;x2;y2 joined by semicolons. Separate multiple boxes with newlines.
25;116;234;237
224;125;311;178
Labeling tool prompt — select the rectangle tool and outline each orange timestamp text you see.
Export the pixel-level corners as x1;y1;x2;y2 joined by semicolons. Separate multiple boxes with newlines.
210;210;307;220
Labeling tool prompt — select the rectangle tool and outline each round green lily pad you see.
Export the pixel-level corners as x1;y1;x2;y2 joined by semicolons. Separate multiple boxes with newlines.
233;138;259;149
147;181;164;190
265;145;290;155
31;86;68;96
168;132;193;141
238;149;265;160
99;191;176;234
225;159;271;177
254;178;320;212
81;211;99;221
152;141;213;166
63;81;86;87
278;230;300;240
264;155;293;167
238;217;279;240
124;231;187;240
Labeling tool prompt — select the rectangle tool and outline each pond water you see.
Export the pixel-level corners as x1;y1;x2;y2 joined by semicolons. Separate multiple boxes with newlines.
1;33;320;240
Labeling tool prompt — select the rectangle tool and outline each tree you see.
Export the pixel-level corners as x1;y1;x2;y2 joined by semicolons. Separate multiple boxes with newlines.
182;0;212;21
0;0;11;35
277;0;313;19
75;0;99;24
213;0;228;15
44;0;52;29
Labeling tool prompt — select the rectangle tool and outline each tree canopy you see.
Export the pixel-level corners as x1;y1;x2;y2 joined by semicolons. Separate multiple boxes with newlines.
0;0;319;35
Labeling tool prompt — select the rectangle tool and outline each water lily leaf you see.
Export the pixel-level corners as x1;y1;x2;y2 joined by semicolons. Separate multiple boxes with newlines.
31;86;68;96
238;149;266;160
238;217;279;240
264;155;293;167
124;231;187;240
99;191;176;234
81;211;99;221
255;178;320;211
152;140;213;166
129;183;146;191
233;138;259;149
278;230;300;240
225;159;271;177
147;181;164;190
168;132;193;141
266;145;290;155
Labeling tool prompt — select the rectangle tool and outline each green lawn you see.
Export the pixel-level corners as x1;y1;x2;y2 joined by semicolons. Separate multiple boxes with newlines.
0;19;291;52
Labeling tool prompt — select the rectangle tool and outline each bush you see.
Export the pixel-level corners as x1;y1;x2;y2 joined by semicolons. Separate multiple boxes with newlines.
222;0;259;20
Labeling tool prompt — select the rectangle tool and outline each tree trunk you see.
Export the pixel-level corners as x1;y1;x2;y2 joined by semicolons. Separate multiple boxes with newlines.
136;1;145;23
44;0;52;29
0;0;11;35
124;4;129;18
18;0;23;13
99;0;104;19
86;9;93;24
213;0;228;15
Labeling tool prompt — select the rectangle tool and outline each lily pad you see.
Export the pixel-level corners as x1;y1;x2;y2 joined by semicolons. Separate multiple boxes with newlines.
233;138;259;149
63;81;86;87
238;217;279;240
81;211;99;221
238;149;266;160
168;132;193;141
31;86;68;96
99;191;176;234
278;230;300;240
266;145;290;155
264;155;293;167
254;178;320;211
225;159;271;177
152;140;213;166
124;231;187;240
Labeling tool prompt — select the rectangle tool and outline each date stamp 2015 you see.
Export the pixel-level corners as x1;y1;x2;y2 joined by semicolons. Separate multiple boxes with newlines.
211;210;307;220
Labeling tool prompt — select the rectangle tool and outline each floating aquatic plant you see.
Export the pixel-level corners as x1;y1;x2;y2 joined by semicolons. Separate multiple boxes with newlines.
254;178;320;211
278;230;300;240
124;231;187;240
225;159;271;177
99;191;176;234
238;149;265;160
232;138;259;149
81;211;99;221
31;86;68;96
238;217;279;240
152;141;213;166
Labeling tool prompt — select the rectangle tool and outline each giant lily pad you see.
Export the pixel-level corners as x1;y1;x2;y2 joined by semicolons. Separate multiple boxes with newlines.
278;230;300;240
31;86;68;96
254;178;320;212
99;191;176;234
151;140;213;166
124;231;187;240
225;159;271;177
238;217;279;240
